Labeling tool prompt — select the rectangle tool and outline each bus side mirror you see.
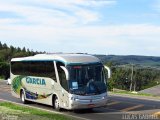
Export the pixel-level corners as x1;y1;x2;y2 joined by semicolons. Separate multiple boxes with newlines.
104;66;111;79
60;66;69;80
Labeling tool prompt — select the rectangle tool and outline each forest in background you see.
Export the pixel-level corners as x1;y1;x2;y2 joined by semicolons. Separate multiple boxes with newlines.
105;62;160;91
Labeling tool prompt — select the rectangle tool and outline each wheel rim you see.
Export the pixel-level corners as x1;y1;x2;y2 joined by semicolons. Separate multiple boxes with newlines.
55;97;59;109
21;92;25;102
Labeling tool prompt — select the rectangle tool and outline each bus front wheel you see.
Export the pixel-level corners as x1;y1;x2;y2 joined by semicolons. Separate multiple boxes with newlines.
53;96;61;111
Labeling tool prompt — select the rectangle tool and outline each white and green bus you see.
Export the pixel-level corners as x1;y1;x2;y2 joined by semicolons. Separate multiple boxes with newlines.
11;54;111;110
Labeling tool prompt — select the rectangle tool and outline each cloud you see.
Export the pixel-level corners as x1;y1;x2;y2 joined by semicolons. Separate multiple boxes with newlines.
74;9;99;24
0;0;116;26
0;0;160;56
68;0;117;7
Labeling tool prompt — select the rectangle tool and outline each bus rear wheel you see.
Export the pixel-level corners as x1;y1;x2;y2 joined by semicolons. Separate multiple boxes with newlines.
20;90;28;104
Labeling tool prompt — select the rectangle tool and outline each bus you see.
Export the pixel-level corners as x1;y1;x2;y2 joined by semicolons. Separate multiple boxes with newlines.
11;54;111;110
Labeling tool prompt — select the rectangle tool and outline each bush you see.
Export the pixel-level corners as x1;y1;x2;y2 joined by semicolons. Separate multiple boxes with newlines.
0;62;10;79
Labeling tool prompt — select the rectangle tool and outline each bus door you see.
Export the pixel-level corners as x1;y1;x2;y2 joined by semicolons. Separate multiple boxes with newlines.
56;62;69;108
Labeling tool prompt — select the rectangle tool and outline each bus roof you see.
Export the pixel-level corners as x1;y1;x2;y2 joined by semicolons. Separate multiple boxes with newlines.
11;54;101;65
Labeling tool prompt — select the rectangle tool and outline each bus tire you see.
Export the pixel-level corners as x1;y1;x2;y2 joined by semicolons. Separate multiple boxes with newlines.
53;96;61;111
20;90;28;104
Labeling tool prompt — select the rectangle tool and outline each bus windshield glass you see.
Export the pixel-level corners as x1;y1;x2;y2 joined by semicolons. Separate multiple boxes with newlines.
67;64;106;95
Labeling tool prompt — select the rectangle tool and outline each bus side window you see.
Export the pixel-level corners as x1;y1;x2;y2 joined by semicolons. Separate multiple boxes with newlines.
45;61;56;82
11;61;57;82
56;62;68;91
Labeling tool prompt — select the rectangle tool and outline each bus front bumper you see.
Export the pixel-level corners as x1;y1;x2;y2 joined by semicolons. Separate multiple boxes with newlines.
69;94;108;110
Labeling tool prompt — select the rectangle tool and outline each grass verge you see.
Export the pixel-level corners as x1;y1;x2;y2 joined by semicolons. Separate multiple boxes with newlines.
0;102;73;120
110;90;160;98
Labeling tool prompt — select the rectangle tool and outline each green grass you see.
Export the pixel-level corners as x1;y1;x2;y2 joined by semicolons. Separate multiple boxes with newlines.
110;90;159;97
0;102;73;120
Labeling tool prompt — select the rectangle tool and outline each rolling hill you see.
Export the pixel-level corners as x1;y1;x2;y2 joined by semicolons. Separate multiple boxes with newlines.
95;55;160;67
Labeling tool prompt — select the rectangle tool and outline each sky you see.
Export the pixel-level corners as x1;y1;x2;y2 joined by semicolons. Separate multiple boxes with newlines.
0;0;160;56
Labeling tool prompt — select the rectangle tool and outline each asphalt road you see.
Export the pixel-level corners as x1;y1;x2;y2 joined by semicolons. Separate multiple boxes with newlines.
0;80;160;120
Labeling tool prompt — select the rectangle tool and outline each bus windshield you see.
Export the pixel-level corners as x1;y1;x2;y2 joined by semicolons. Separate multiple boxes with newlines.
67;64;107;95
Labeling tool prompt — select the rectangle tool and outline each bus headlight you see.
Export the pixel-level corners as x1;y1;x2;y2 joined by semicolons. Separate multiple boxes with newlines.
102;95;107;100
75;98;79;101
70;97;79;101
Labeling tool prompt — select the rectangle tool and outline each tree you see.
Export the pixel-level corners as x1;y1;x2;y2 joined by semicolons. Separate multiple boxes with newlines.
10;45;15;53
2;43;8;49
0;41;2;50
22;47;26;52
27;48;30;52
17;47;21;52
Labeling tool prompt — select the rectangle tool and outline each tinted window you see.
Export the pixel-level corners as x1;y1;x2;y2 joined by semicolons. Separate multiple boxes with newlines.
11;61;56;81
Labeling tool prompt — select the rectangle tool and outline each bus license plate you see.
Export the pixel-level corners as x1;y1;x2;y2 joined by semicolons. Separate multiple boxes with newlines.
88;104;95;107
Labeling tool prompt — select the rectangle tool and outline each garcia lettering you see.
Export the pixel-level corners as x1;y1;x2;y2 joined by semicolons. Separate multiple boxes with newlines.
26;77;46;85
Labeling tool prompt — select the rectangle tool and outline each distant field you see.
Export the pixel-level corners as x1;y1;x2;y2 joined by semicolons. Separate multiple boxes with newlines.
95;55;160;67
